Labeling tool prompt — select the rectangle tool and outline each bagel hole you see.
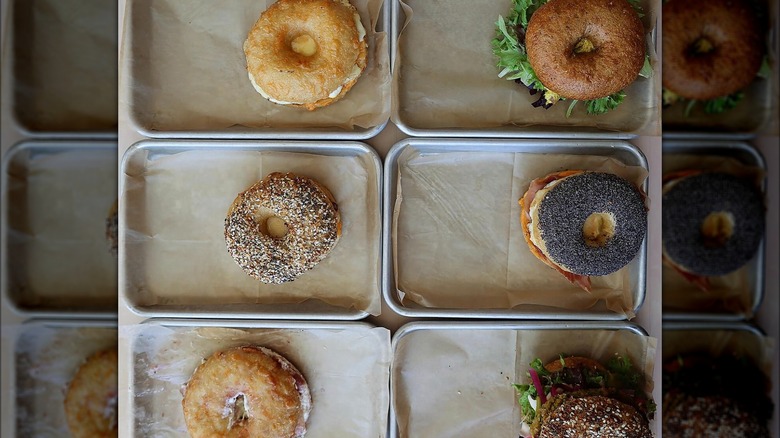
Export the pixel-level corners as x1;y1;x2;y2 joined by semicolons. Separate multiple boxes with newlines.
291;34;317;57
226;393;249;430
689;37;715;56
701;211;734;248
253;208;289;238
582;212;616;248
573;37;596;55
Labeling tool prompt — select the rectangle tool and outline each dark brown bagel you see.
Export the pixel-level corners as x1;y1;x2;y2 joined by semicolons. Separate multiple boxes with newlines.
526;0;646;100
662;0;764;100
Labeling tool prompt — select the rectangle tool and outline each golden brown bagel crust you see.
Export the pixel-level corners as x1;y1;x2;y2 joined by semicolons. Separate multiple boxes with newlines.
244;0;367;110
182;346;311;438
225;172;341;284
64;348;118;438
526;0;645;100
662;0;764;100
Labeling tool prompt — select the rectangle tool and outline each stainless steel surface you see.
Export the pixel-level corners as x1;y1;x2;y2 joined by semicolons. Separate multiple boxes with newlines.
125;319;382;438
661;140;766;321
388;320;649;438
124;0;390;140
662;320;766;337
119;140;382;320
382;138;649;320
1;141;118;320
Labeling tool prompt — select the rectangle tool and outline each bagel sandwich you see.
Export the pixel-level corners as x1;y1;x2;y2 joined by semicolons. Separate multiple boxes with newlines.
492;0;652;116
513;355;655;438
662;354;772;437
661;170;765;291
244;0;368;111
519;170;648;291
661;0;770;116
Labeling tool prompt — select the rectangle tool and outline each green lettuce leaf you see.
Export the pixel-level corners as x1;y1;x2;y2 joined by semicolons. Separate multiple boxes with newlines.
584;91;626;115
703;92;745;114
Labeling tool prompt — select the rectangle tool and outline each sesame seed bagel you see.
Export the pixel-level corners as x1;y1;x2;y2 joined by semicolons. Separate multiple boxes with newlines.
538;394;653;438
529;171;647;277
182;346;311;438
662;0;764;100
64;348;118;438
662;172;764;277
525;0;646;100
243;0;367;110
225;172;341;284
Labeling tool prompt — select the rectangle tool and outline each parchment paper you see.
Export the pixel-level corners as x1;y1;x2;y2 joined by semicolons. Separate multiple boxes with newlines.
393;149;648;317
12;0;117;132
15;324;117;437
122;149;381;315
125;0;390;132
392;0;660;135
393;327;656;437
4;147;118;311
661;154;765;316
662;328;774;376
130;324;391;437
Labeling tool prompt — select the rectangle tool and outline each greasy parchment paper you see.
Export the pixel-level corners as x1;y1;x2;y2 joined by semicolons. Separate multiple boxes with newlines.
130;324;391;437
122;149;381;315
15;323;117;437
12;0;117;132
393;149;648;317
392;0;660;135
4;147;118;311
393;327;656;437
662;328;775;376
124;0;390;132
662;154;765;316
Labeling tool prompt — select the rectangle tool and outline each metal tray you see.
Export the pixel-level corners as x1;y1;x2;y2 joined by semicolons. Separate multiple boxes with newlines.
661;140;766;321
123;319;390;438
4;0;118;138
389;320;650;438
1;140;117;318
661;1;779;140
122;0;390;140
391;0;660;138
120;140;382;320
382;138;649;320
10;318;118;438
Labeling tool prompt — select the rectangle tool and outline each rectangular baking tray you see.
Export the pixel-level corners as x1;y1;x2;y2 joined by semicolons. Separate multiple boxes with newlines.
390;0;660;139
1;141;118;318
120;140;382;320
4;0;118;138
127;319;392;438
122;0;390;140
661;140;765;321
10;318;118;438
661;2;779;140
389;320;650;438
382;138;648;320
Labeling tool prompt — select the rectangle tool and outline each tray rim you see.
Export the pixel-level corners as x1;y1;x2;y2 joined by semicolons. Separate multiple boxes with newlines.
119;139;384;321
0;140;119;319
660;140;766;322
122;0;392;140
381;137;649;320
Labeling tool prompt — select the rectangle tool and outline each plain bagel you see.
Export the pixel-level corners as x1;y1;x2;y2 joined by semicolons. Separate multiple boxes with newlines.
526;0;646;100
243;0;367;110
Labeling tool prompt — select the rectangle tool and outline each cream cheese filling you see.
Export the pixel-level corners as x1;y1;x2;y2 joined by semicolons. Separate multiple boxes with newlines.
251;13;366;105
528;176;575;272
